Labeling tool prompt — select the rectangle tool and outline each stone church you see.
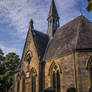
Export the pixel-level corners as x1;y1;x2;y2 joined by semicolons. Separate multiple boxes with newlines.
13;0;92;92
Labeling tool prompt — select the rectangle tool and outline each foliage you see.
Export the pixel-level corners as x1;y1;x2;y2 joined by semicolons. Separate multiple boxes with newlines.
0;48;4;62
0;52;20;92
86;0;92;11
4;53;20;71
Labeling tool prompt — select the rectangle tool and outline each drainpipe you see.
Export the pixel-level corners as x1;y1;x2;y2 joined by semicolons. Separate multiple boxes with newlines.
72;51;77;90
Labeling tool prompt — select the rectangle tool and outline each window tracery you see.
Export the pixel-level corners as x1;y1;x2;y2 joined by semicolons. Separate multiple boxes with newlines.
25;51;33;64
49;61;61;92
30;68;37;92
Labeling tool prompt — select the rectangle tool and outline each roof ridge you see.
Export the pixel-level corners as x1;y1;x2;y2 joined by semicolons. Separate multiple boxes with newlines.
45;15;92;60
75;19;82;50
55;15;92;36
55;15;81;32
34;30;48;37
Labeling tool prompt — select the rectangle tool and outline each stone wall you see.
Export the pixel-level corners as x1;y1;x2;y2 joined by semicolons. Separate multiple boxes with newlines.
45;53;75;92
14;30;40;92
75;52;92;92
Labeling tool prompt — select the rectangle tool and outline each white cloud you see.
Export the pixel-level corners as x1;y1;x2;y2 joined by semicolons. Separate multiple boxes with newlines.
0;0;92;57
0;44;21;57
0;0;38;38
0;0;81;39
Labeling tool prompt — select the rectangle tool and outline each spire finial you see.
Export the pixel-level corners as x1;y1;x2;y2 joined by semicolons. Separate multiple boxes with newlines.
80;0;83;16
30;19;34;29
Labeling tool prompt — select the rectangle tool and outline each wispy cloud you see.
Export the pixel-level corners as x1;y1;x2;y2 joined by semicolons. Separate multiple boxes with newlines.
0;44;21;57
0;0;92;56
0;0;49;38
0;0;81;38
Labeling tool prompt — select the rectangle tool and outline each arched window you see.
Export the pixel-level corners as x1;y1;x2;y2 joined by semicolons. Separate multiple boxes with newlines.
17;79;20;92
30;68;37;92
32;76;36;92
87;56;92;87
22;78;25;92
17;76;20;92
49;61;61;92
90;67;92;86
53;71;56;89
25;51;33;64
57;70;60;92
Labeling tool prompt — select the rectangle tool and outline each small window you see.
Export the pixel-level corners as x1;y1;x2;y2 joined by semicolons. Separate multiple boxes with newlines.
22;78;25;92
32;76;36;92
26;54;31;64
31;68;37;92
25;51;33;64
17;79;20;92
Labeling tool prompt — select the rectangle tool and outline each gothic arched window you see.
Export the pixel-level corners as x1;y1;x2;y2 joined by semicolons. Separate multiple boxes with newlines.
31;68;37;92
49;62;61;92
26;54;31;64
32;76;36;92
53;71;56;89
22;78;25;92
17;78;20;92
87;56;92;87
25;51;33;64
57;70;60;92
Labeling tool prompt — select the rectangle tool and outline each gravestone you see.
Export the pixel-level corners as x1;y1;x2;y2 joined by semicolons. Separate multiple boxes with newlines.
67;88;76;92
89;88;92;92
44;87;55;92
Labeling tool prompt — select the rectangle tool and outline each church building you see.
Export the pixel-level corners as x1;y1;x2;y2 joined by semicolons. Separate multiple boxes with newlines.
13;0;92;92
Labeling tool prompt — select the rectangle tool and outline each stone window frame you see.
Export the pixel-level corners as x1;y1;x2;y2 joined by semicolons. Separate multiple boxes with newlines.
87;56;92;87
21;71;25;92
48;61;61;92
16;73;21;92
15;72;25;92
25;50;33;64
30;68;37;92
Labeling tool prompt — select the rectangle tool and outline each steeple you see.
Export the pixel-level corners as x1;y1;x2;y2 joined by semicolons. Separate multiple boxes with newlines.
30;19;34;30
47;0;60;39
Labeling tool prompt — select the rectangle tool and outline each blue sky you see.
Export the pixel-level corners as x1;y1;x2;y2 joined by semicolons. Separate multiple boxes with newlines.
0;0;92;57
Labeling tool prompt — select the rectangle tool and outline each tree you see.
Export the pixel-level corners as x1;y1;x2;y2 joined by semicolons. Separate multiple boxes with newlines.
0;48;4;63
4;53;20;71
0;52;20;92
86;0;92;11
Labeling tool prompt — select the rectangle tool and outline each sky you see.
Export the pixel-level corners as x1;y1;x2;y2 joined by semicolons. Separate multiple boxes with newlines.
0;0;92;58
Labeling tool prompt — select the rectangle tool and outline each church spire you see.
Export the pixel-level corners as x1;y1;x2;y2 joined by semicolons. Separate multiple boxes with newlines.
47;0;59;20
47;0;60;39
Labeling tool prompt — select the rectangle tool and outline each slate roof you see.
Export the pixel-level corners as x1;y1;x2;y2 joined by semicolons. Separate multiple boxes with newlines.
32;30;49;60
45;15;92;60
15;30;49;72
